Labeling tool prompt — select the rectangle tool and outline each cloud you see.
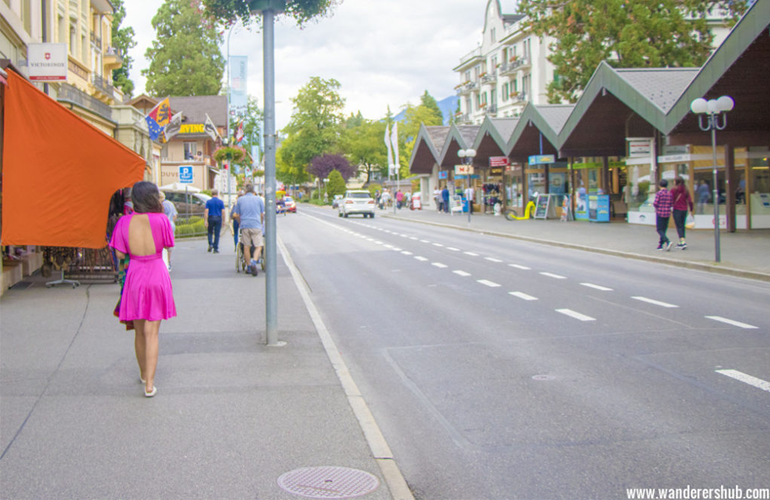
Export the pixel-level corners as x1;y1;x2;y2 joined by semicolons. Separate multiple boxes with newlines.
124;0;484;130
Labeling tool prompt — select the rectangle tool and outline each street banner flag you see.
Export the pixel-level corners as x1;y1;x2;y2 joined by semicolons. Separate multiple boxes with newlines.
235;120;245;143
204;113;220;141
390;121;400;172
160;111;183;143
145;97;171;141
384;123;393;176
1;70;144;248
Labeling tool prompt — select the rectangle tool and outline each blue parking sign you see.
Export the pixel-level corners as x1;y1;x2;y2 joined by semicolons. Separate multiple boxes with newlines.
179;165;194;184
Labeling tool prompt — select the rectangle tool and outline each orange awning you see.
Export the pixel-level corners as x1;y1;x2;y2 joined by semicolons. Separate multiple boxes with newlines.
1;70;145;248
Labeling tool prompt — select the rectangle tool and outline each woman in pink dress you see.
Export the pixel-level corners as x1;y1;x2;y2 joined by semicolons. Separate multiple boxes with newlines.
110;181;176;397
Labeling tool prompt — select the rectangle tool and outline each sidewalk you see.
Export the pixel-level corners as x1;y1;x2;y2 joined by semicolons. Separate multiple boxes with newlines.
381;207;770;281
0;238;404;499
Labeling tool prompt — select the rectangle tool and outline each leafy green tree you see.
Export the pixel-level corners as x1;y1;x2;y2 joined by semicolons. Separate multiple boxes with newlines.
420;91;443;125
143;0;225;97
277;77;345;183
110;0;136;97
276;134;310;185
518;0;749;103
401;102;443;178
327;170;346;197
202;0;337;26
340;117;387;185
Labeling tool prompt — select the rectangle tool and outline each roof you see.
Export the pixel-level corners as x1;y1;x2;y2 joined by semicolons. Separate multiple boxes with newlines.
408;125;449;175
169;95;227;127
614;68;699;113
535;105;574;135
438;125;481;167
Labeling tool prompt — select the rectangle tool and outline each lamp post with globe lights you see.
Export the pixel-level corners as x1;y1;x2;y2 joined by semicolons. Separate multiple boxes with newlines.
458;148;476;224
690;96;734;263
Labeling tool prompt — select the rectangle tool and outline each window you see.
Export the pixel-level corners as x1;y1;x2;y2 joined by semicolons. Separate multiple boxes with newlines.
69;25;77;54
58;15;65;44
513;79;518;93
184;142;197;160
522;74;531;99
490;86;497;107
464;70;470;82
465;98;471;114
491;28;496;44
491;56;497;72
502;82;509;102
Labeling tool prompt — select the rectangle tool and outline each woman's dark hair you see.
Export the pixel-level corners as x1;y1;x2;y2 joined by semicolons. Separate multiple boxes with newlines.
675;177;685;187
131;181;163;214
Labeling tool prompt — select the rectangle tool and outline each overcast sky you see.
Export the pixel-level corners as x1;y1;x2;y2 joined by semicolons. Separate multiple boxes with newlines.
123;0;489;130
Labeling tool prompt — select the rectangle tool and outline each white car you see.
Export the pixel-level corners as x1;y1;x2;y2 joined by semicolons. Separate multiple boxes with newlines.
338;190;376;218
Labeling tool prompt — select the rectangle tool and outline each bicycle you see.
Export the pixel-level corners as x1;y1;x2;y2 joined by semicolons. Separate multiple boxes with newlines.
504;201;536;221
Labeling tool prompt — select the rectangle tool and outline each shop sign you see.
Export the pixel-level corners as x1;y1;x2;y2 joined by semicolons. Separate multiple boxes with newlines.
628;139;652;157
28;43;68;81
490;166;503;176
438;171;448;179
528;155;555;165
180;124;206;134
657;154;690;164
455;174;467;179
489;156;510;167
455;164;473;175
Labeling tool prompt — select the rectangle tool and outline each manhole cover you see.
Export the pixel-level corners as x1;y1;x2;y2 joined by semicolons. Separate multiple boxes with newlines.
532;374;556;381
278;466;380;499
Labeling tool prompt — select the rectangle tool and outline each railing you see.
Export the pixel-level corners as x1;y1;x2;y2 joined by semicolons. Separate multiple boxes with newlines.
481;71;497;84
58;83;113;121
458;46;482;66
487;104;498;115
93;74;114;96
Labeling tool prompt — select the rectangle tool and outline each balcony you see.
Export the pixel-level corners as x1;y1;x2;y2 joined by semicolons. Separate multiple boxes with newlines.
92;74;114;100
457;81;478;96
503;57;531;73
481;71;498;85
57;83;113;121
485;104;498;116
499;62;516;76
455;47;483;70
103;46;123;70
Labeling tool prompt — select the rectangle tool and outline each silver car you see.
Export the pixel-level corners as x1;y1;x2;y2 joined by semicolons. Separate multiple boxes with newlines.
338;190;376;218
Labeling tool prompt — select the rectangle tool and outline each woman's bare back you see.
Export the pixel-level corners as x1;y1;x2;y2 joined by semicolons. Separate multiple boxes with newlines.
127;214;157;257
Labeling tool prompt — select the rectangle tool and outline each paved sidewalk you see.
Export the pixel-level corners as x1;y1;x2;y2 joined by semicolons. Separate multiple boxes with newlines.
0;238;403;499
380;206;770;281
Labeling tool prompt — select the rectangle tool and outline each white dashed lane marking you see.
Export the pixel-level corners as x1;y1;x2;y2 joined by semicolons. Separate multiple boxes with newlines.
540;272;567;280
453;270;471;277
706;316;758;329
414;256;428;262
509;292;538;301
432;263;448;268
485;257;503;263
464;252;479;257
446;247;460;252
632;296;678;308
509;264;530;270
401;251;413;255
478;280;501;288
581;283;613;291
716;369;770;393
556;309;596;321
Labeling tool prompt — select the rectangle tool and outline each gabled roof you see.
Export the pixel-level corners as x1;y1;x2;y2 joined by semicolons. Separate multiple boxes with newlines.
472;117;518;152
169;95;227;127
438;124;481;167
614;68;698;114
664;0;770;136
408;125;450;175
507;104;573;156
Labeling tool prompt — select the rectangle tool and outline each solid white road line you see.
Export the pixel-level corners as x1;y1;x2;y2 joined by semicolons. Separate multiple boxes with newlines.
414;256;428;262
556;309;596;321
632;296;679;308
477;279;501;287
716;369;770;393
453;270;471;277
509;291;538;301
432;262;448;268
464;252;479;257
581;283;613;291
705;316;758;329
509;264;531;270
540;272;567;279
485;257;503;263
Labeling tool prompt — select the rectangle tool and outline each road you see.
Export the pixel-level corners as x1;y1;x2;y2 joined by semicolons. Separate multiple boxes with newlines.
279;205;770;500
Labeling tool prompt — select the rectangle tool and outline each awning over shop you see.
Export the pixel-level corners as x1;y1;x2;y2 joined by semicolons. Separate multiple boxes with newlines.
1;70;145;248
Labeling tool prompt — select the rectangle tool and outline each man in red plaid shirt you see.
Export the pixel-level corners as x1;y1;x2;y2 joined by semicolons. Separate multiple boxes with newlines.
653;179;674;251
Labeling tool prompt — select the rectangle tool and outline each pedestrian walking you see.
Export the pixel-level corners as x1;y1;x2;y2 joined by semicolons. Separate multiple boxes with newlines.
696;180;710;214
433;187;442;212
442;185;450;213
396;189;404;209
653;179;674;251
159;191;177;271
204;189;225;253
464;184;475;214
109;181;176;398
230;190;244;250
670;177;694;249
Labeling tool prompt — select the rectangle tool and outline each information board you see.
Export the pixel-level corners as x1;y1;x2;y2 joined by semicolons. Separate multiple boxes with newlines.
534;194;550;219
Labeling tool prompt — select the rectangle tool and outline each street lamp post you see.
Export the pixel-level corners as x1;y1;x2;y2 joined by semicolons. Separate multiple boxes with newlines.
458;148;476;224
690;96;734;263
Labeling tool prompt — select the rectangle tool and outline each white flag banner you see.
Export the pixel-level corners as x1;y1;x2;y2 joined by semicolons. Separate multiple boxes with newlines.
384;123;393;175
164;111;184;141
390;122;400;174
204;113;220;142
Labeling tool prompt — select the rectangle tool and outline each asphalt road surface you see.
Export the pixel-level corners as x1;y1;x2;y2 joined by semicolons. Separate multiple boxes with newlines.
279;205;770;500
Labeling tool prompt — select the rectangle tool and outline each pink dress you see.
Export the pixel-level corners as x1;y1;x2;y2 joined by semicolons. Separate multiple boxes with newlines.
109;213;177;322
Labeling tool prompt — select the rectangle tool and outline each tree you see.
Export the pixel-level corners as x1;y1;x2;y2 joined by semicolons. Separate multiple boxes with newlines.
277;77;345;183
518;0;748;103
238;95;264;165
201;0;337;27
327;170;346;197
340;117;387;185
143;0;225;97
308;154;355;181
110;0;136;97
401;102;443;178
420;90;443;125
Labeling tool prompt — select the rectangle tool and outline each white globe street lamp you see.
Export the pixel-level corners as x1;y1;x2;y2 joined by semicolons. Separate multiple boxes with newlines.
690;95;733;263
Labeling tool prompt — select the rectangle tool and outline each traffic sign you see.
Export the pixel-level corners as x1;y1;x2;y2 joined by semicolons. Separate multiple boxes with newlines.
179;165;194;184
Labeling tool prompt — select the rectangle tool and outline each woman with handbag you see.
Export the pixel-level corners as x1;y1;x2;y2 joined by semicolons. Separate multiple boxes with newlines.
671;177;694;249
110;181;176;397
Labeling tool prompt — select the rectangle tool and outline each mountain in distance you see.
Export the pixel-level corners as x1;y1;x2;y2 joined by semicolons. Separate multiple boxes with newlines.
393;95;459;126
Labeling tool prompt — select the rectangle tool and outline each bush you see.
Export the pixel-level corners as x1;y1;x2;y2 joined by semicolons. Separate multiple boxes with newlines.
368;183;382;198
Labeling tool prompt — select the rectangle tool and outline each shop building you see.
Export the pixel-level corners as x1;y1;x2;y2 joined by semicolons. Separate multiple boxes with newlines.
410;0;770;230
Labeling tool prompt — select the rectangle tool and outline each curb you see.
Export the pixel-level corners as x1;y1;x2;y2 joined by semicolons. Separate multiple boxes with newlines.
383;214;770;283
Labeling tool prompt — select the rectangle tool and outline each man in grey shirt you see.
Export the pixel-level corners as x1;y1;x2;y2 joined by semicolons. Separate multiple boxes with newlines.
232;183;265;276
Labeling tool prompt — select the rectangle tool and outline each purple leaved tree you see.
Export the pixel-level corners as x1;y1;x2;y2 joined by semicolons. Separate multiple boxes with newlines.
308;154;355;180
